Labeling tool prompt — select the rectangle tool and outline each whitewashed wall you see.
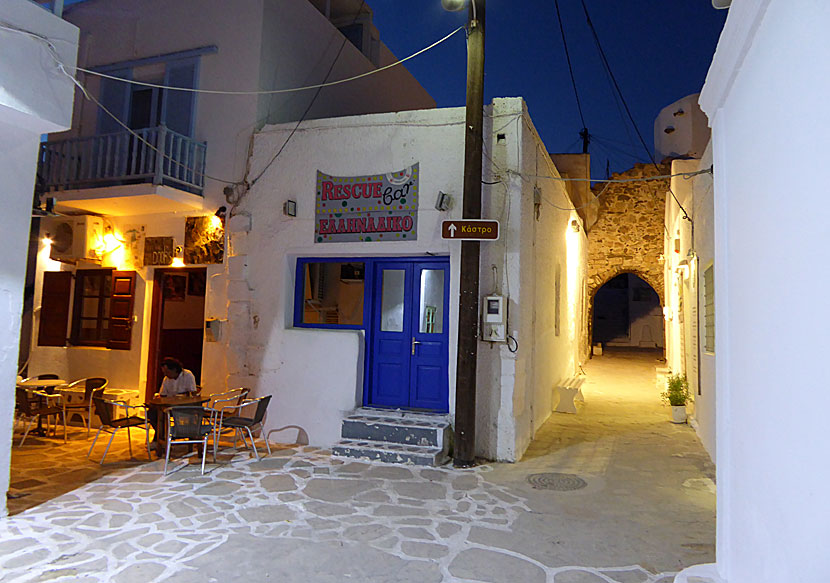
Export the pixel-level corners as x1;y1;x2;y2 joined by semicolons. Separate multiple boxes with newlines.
697;1;830;581
0;0;78;516
29;0;434;399
664;155;716;462
235;98;583;460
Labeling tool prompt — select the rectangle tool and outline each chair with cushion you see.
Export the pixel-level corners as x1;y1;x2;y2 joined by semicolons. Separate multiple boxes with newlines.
15;387;66;445
212;395;272;461
87;389;150;464
64;377;108;437
164;406;214;475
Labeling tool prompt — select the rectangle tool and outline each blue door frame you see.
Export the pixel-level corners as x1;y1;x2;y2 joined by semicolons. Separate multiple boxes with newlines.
293;256;450;413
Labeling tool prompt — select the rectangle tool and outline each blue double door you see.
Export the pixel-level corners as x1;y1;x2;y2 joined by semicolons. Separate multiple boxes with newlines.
367;258;450;412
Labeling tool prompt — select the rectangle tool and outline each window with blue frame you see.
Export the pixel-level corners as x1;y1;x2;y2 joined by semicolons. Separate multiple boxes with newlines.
295;259;366;328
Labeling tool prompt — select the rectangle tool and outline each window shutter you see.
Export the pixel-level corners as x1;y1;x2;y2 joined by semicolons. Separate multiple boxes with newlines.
163;59;198;137
37;271;71;347
108;271;136;350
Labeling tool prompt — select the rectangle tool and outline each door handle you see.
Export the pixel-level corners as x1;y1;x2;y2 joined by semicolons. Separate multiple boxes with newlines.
411;337;422;355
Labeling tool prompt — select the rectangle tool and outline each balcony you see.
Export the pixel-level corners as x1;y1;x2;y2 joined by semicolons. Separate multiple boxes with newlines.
37;125;206;216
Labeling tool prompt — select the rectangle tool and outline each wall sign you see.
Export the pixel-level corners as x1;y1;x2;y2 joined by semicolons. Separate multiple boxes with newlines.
144;237;174;266
315;163;419;243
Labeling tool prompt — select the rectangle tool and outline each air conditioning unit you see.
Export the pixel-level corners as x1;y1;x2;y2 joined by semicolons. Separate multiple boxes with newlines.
43;216;104;263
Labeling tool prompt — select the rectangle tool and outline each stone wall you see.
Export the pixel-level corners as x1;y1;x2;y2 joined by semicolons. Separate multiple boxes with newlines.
587;163;669;307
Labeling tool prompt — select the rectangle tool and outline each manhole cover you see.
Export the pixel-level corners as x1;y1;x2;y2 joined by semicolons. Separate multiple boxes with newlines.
527;472;587;491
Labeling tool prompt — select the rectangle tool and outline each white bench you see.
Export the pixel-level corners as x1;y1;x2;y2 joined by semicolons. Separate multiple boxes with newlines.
553;376;585;414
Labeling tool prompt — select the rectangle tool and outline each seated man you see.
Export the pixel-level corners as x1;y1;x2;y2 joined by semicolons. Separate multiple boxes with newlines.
148;357;197;436
157;357;197;398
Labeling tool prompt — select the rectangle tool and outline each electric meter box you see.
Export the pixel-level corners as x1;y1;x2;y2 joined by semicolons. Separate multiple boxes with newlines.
482;295;507;342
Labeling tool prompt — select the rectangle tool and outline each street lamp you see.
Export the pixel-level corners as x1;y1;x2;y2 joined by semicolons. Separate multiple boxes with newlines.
441;0;466;11
443;0;485;468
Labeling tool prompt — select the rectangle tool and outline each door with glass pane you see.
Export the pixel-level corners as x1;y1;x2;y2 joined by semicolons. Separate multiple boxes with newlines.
368;259;449;411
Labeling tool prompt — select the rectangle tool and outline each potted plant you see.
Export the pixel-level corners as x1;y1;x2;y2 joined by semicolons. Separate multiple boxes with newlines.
662;373;690;423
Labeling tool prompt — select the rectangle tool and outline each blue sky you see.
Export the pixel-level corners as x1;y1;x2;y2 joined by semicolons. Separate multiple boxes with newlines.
370;1;727;177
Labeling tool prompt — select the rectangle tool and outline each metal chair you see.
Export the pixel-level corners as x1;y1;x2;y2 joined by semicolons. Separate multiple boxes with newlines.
212;395;272;461
15;387;66;445
87;389;150;464
208;389;250;454
64;377;108;437
164;406;214;475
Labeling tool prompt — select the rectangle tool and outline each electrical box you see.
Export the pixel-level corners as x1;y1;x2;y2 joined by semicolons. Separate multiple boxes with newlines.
205;318;226;342
481;295;506;342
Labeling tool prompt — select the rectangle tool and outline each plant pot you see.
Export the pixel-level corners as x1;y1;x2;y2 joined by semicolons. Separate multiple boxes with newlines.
670;405;687;424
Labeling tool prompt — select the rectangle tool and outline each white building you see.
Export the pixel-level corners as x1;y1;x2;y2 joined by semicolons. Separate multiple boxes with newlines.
677;1;830;581
0;0;79;517
23;0;434;408
229;97;587;460
663;149;716;460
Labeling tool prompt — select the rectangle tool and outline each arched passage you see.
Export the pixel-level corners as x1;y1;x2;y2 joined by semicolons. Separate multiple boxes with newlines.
592;273;664;349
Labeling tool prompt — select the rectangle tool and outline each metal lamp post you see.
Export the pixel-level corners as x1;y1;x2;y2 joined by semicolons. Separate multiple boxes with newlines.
443;0;485;468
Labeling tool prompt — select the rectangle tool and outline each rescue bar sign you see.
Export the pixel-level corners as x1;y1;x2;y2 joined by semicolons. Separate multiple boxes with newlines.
315;163;419;243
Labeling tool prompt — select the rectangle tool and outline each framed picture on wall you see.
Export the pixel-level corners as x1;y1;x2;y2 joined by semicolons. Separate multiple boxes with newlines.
163;274;187;301
188;271;206;296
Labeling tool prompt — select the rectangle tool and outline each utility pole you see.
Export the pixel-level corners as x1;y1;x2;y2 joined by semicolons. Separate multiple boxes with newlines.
453;0;485;468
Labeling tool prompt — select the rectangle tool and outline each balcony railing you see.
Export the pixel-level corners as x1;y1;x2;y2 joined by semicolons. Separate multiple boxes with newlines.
37;125;206;195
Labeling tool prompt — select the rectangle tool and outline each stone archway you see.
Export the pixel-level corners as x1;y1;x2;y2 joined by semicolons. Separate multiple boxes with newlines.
591;272;664;349
585;163;670;354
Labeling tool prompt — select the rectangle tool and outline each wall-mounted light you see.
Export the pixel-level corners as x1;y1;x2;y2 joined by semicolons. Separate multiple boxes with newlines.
435;191;451;212
283;200;297;217
570;219;581;233
171;245;185;267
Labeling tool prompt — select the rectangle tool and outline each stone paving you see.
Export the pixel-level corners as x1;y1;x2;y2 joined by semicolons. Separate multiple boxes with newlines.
2;349;715;583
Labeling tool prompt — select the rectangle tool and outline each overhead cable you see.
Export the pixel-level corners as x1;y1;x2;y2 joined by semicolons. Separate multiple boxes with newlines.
77;26;465;96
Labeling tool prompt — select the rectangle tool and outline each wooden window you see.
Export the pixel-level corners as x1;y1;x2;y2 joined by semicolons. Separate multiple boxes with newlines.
37;271;72;346
37;269;136;350
71;269;113;346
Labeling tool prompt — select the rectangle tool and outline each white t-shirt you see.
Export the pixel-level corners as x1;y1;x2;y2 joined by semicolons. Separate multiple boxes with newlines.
159;369;197;397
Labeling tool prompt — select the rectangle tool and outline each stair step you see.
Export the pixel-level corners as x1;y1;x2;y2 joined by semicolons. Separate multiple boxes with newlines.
342;413;451;447
332;438;449;467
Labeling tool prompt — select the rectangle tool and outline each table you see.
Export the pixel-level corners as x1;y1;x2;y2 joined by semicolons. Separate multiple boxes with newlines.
16;379;67;436
146;394;209;456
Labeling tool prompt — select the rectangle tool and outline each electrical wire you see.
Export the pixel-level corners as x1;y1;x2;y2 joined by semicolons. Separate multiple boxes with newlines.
511;167;711;184
0;19;240;185
579;0;691;221
76;26;465;96
554;0;586;129
247;0;371;189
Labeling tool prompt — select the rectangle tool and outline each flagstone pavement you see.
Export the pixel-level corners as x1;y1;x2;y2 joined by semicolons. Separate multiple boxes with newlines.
2;350;715;583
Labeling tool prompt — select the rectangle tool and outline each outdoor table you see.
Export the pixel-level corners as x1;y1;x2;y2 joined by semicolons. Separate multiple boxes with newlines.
17;379;67;435
146;394;210;456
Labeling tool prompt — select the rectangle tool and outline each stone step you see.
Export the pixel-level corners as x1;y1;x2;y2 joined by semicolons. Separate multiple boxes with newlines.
341;412;451;448
332;438;449;467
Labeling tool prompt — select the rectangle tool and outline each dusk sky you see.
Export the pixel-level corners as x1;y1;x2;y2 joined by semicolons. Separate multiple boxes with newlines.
370;1;727;178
